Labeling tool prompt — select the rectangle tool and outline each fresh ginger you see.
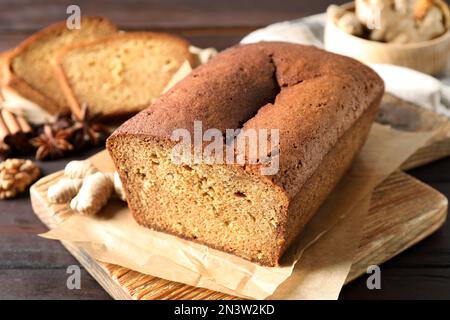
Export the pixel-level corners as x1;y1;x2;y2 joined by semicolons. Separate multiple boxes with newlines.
113;171;126;201
70;172;113;216
64;160;98;179
47;178;82;203
47;159;126;215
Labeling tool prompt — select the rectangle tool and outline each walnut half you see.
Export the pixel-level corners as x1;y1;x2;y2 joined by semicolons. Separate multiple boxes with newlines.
0;158;40;199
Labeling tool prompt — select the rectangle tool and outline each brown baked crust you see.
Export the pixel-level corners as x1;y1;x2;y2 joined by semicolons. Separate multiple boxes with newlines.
110;44;280;137
107;42;384;266
2;16;117;115
277;93;381;263
110;42;384;193
53;32;193;120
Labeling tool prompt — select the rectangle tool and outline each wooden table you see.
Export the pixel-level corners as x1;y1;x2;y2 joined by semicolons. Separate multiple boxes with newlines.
1;0;449;300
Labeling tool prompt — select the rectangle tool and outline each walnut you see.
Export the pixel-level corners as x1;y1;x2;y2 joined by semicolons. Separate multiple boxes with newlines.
0;158;40;199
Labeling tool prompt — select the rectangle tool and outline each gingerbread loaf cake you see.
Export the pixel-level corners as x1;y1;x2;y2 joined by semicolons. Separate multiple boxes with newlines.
107;42;384;267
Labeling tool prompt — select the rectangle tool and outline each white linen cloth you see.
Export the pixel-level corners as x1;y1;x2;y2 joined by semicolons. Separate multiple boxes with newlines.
241;14;450;118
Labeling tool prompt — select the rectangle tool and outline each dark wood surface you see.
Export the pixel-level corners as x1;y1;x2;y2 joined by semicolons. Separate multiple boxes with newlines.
0;0;449;300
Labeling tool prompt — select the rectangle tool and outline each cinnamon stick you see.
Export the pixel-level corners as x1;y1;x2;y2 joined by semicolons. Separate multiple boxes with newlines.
0;109;9;142
0;107;33;156
0;109;11;158
1;109;21;135
17;114;32;133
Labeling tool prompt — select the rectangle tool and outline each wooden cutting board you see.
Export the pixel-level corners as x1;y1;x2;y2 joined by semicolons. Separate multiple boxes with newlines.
31;170;447;300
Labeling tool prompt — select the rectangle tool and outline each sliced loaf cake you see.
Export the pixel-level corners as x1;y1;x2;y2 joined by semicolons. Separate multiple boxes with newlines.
2;17;117;115
54;32;192;119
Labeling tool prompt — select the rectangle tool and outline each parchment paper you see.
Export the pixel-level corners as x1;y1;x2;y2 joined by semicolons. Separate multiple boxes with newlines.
40;123;437;299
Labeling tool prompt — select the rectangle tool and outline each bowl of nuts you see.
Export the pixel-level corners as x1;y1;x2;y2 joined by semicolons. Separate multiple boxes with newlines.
324;0;450;75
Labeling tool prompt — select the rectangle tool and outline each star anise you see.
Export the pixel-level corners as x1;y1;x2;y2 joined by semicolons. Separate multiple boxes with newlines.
31;112;74;137
72;103;109;148
30;125;74;160
52;111;75;130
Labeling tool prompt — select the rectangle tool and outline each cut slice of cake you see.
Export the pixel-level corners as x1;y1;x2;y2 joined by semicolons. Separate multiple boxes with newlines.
54;32;193;119
2;17;117;115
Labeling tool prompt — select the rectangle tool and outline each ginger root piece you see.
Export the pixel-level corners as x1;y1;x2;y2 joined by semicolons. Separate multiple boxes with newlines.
113;171;126;201
337;11;365;35
418;5;446;40
328;4;364;36
384;18;421;43
70;172;113;215
395;0;415;15
64;160;98;179
47;160;126;215
48;160;122;215
47;178;82;203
